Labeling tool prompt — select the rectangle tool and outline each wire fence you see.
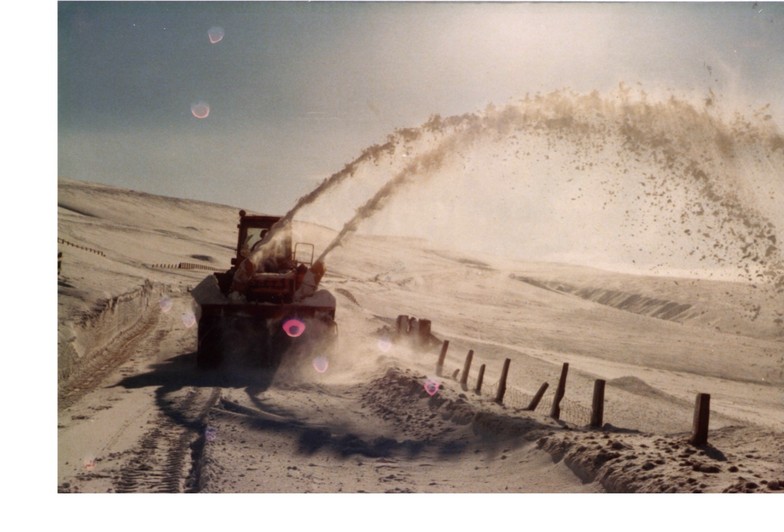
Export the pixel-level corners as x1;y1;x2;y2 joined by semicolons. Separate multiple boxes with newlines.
536;393;593;426
148;262;218;272
57;237;106;257
426;320;714;443
58;237;215;273
453;370;594;427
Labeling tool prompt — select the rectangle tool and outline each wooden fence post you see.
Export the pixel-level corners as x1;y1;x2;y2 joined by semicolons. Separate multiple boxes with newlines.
418;319;432;346
460;350;474;390
526;382;549;411
475;364;486;395
396;315;409;335
495;358;511;404
689;393;710;446
408;317;418;337
590;379;606;428
436;340;449;376
549;362;569;420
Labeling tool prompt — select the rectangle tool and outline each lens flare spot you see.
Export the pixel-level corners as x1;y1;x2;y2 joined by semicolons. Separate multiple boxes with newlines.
159;296;173;313
377;337;392;352
424;377;440;397
312;355;329;373
208;26;224;44
191;101;210;119
205;426;218;442
282;318;305;338
181;311;196;328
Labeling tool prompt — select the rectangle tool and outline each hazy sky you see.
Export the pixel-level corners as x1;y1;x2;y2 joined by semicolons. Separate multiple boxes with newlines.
58;1;784;215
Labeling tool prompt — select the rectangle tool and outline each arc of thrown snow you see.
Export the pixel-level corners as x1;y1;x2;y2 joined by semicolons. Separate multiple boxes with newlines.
230;154;374;288
233;128;461;286
233;123;478;288
315;129;475;264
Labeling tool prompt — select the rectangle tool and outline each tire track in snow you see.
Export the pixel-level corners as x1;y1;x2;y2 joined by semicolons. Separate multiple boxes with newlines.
114;387;220;493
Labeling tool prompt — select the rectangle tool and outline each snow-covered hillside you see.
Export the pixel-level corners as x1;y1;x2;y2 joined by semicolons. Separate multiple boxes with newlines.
57;88;783;495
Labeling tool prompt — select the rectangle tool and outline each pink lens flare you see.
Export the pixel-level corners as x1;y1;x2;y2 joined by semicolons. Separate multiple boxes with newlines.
205;426;218;442
424;378;440;397
208;26;224;44
282;318;306;338
377;337;392;352
191;101;210;119
312;355;329;373
159;296;173;313
181;312;196;328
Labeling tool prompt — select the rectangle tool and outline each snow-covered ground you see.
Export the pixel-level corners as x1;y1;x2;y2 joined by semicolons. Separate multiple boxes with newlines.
57;181;782;496
54;91;783;526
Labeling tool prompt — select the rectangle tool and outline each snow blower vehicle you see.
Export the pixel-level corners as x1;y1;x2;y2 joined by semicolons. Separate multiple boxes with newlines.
191;210;337;369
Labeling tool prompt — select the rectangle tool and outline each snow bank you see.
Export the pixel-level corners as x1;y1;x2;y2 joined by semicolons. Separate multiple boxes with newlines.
58;280;162;387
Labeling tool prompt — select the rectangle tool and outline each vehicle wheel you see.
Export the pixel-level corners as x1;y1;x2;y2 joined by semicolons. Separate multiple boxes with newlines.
197;316;223;369
263;326;288;369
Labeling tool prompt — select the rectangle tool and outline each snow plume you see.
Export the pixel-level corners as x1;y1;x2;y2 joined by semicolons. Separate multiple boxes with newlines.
295;87;784;292
247;112;484;269
239;137;403;277
243;87;783;295
316;122;484;263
